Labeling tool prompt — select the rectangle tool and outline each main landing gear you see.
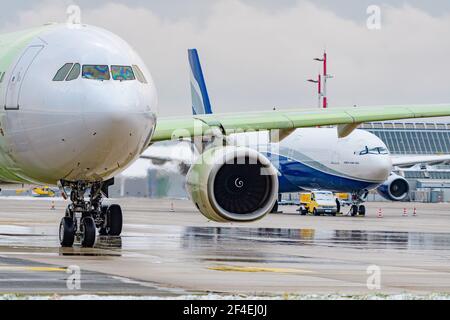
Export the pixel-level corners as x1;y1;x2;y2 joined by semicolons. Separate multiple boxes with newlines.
58;180;122;248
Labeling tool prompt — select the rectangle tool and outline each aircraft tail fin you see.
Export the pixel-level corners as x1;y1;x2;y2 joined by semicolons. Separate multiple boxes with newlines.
188;49;213;115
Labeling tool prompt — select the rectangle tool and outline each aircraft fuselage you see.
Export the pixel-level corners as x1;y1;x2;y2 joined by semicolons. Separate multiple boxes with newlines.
0;24;157;185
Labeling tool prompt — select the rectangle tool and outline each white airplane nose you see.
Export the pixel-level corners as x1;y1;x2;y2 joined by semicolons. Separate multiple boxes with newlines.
368;156;393;182
73;109;155;180
9;109;155;184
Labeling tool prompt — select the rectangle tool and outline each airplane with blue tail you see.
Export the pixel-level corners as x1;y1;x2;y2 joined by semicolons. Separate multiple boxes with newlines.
186;48;450;215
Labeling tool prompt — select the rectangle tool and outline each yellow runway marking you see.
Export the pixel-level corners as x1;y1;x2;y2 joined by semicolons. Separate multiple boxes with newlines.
0;266;66;272
208;265;314;274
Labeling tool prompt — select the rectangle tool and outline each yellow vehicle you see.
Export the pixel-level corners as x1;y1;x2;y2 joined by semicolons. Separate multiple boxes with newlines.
299;191;338;216
335;193;350;202
32;186;56;197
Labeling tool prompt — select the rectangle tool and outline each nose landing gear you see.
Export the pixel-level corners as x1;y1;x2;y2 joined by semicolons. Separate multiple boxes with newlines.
349;190;368;217
58;180;122;248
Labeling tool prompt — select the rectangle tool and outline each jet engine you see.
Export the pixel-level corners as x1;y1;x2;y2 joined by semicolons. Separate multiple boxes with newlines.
186;146;278;222
376;173;410;201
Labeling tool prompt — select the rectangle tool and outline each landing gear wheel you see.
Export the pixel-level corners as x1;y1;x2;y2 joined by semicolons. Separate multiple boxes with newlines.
59;217;75;247
313;208;320;216
351;205;358;217
106;204;123;236
58;180;115;247
358;205;366;216
81;217;96;248
336;199;341;214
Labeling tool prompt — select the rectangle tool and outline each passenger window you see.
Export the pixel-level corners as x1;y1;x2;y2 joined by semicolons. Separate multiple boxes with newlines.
132;65;147;84
53;63;73;81
66;63;81;81
111;66;135;81
82;65;110;81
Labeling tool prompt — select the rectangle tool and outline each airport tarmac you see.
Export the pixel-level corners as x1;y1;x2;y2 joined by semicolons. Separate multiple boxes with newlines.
0;197;450;298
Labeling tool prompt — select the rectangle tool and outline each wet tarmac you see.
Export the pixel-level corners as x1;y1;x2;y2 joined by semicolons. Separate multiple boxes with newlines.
0;197;449;296
0;255;182;295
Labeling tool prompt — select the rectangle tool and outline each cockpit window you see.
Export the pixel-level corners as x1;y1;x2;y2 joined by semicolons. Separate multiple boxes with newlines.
53;64;144;83
0;72;4;83
66;63;81;81
82;65;110;81
53;63;73;81
111;66;135;81
132;65;147;84
359;146;389;155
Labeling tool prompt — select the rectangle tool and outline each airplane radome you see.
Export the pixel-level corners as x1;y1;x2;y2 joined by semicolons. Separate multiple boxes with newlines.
1;23;450;248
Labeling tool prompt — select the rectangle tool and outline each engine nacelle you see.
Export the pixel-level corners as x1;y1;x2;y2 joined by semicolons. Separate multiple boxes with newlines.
186;146;278;222
376;173;410;201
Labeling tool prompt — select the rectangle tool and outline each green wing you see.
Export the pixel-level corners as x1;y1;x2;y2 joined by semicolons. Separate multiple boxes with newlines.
152;104;450;142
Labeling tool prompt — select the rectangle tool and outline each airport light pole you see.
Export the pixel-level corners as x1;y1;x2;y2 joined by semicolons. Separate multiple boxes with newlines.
314;51;333;109
307;75;322;109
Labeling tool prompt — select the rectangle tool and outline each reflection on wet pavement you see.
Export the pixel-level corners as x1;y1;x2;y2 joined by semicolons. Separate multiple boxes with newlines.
1;221;450;295
1;198;449;296
2;224;450;255
180;226;450;251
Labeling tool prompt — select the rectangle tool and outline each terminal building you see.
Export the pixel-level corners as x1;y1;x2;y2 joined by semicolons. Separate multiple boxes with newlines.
361;122;450;155
361;122;450;202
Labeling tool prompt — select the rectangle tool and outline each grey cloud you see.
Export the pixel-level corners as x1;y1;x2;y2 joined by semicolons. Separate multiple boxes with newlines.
1;1;449;118
2;0;450;27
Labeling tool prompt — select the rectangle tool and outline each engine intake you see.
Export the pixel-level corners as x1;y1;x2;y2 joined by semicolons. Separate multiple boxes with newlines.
377;173;410;201
186;146;278;222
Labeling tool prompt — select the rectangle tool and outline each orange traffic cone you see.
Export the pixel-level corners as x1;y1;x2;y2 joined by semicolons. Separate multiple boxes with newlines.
377;208;383;218
413;207;417;217
170;202;175;212
403;208;408;217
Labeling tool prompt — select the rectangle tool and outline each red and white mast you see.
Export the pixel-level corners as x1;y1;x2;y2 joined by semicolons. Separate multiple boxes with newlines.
312;51;333;109
307;74;321;109
322;52;328;109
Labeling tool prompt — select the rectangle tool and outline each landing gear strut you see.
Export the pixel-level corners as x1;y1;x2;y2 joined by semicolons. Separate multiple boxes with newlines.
58;180;122;248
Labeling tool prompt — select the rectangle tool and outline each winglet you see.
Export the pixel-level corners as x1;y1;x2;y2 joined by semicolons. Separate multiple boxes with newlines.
188;49;212;115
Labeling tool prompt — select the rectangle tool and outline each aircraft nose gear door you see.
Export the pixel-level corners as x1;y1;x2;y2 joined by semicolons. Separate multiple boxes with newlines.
5;45;44;110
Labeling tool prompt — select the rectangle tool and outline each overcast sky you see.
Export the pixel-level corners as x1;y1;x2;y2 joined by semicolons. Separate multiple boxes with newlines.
1;0;450;117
